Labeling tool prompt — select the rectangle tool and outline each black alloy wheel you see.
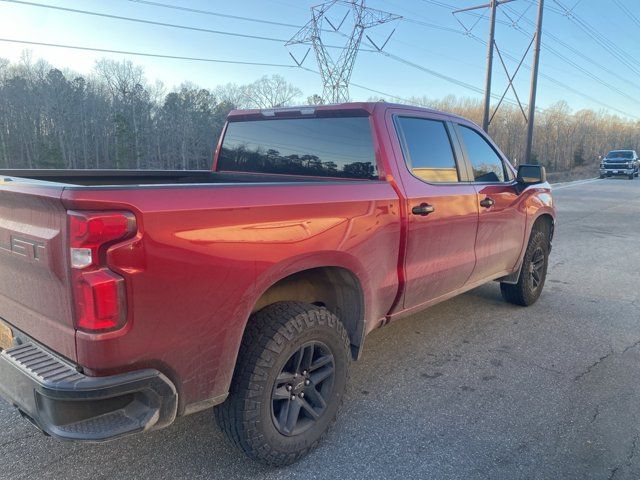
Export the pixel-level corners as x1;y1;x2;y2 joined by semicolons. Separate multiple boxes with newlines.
500;229;549;306
271;341;335;436
528;246;545;292
215;301;350;466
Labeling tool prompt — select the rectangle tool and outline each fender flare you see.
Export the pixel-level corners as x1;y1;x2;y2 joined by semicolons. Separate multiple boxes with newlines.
500;210;555;285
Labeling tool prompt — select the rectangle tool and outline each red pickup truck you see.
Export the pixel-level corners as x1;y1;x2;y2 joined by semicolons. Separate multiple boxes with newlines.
0;102;554;465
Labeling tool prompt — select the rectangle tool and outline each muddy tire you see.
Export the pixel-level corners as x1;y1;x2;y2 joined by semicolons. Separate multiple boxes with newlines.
215;301;350;466
500;229;550;306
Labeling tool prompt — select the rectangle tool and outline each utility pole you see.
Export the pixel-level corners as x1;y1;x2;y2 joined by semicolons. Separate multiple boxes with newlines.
483;1;498;132
453;0;544;163
453;0;514;133
524;0;544;163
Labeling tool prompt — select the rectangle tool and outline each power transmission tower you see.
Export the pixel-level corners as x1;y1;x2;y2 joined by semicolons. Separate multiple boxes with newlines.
287;0;400;103
453;0;544;163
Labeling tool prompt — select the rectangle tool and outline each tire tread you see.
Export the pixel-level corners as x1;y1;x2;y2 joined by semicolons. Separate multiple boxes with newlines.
500;229;549;306
215;301;349;466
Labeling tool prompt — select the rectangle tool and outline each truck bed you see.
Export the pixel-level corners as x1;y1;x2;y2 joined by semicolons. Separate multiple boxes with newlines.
0;170;338;187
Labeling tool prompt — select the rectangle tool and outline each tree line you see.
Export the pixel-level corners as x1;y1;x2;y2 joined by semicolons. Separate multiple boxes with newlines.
399;95;640;170
0;56;301;170
1;54;638;172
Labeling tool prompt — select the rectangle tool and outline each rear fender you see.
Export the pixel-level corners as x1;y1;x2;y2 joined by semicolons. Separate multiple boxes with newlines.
220;251;370;391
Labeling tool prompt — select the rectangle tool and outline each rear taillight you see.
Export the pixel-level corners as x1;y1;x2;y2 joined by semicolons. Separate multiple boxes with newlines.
68;211;136;333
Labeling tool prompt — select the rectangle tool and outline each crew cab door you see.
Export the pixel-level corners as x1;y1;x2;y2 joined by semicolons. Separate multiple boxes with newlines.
389;113;479;309
453;123;526;282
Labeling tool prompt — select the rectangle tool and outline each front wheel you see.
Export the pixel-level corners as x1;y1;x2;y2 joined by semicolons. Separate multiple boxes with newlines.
629;173;635;180
215;301;351;466
500;229;549;306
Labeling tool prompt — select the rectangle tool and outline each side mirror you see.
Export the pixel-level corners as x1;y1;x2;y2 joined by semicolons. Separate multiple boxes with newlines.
517;164;546;185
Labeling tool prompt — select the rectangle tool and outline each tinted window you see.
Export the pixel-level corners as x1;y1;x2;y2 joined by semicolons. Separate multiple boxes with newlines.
218;117;377;180
606;151;634;159
459;126;506;183
396;117;459;183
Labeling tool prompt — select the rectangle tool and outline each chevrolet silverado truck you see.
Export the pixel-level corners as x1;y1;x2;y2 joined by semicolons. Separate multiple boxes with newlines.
599;149;639;179
0;102;555;465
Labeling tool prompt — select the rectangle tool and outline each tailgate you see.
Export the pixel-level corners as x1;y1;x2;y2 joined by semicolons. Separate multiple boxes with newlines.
0;181;76;361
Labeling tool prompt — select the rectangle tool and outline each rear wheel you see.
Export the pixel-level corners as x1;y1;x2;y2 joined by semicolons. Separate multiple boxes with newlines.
500;229;549;306
215;301;350;466
629;173;635;180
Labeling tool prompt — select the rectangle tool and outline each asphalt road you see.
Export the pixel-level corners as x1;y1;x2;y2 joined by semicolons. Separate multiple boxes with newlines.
2;177;640;480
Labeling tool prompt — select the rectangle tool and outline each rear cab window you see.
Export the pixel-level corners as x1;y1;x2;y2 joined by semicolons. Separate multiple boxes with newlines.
217;116;378;180
395;117;461;183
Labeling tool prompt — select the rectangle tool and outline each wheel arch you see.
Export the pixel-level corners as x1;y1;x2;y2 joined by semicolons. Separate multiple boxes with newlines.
250;266;366;361
532;212;555;245
500;211;555;285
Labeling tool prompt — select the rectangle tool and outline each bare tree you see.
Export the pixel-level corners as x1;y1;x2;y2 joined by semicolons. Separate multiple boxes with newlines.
0;54;638;175
244;75;302;108
213;82;250;109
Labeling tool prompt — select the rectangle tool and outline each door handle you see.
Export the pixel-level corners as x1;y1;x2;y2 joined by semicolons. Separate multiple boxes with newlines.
411;203;435;216
480;197;495;208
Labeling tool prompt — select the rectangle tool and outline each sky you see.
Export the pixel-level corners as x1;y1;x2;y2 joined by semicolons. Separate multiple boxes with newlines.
1;0;639;119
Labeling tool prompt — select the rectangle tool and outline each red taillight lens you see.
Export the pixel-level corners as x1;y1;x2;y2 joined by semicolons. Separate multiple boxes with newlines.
74;269;126;331
69;211;135;267
68;211;136;333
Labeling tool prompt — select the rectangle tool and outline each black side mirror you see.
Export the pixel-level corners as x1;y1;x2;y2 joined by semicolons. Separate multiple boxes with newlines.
517;164;547;185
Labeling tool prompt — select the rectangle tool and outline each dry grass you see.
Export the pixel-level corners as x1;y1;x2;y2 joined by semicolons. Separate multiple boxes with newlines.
546;165;599;183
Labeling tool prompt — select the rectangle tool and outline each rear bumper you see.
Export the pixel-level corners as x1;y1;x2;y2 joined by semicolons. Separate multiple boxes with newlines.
0;341;177;441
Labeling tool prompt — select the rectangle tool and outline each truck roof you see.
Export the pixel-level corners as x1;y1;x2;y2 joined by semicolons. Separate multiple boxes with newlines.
227;101;469;123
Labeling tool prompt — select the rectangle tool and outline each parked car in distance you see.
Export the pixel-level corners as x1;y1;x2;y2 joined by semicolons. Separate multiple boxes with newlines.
0;102;556;466
599;150;639;179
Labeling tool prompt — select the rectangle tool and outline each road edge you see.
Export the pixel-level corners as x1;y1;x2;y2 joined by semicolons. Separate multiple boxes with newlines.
551;177;600;189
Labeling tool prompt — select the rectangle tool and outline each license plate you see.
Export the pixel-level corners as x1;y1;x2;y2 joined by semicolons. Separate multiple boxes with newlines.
612;170;618;174
0;321;13;350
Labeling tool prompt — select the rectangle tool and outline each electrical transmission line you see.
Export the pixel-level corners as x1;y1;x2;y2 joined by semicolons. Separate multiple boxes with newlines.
126;0;304;29
0;0;363;51
125;0;488;101
286;1;401;103
126;0;343;36
551;0;640;76
133;0;491;99
464;32;639;119
412;1;640;118
1;0;288;42
500;16;640;106
0;38;299;68
503;3;640;94
612;0;640;29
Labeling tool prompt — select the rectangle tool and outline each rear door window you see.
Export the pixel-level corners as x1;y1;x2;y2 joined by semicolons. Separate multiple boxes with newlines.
395;117;460;183
218;117;378;180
